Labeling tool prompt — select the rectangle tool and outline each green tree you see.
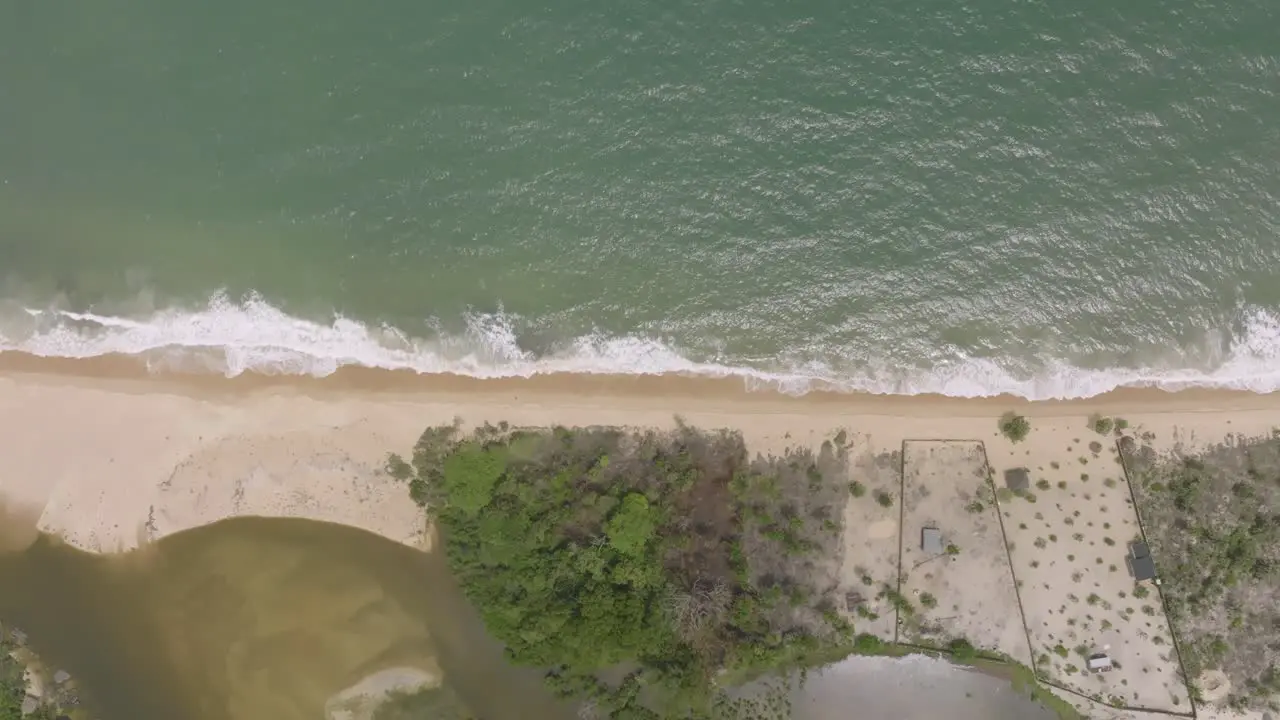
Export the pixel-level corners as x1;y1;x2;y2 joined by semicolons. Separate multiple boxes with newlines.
400;424;853;718
442;442;507;514
606;494;656;556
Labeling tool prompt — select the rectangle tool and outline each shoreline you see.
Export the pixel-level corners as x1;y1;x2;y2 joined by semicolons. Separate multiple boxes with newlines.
3;350;1279;415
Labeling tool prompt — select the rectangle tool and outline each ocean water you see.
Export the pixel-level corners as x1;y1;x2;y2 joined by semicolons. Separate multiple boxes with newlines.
2;0;1278;399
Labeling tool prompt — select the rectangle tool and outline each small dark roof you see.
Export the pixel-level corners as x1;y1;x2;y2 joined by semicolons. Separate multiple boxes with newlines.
1004;468;1030;491
1132;554;1157;581
1131;540;1151;559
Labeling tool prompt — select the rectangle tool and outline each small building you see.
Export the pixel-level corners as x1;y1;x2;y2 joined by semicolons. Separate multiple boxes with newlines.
1130;540;1157;581
922;527;944;555
1087;653;1113;672
1004;467;1030;492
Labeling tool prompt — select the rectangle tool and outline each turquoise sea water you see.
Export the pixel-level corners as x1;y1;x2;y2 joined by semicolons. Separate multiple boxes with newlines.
2;0;1278;398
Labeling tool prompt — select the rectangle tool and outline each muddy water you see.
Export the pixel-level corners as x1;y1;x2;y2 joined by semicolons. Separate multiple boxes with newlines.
0;517;571;720
0;514;1062;720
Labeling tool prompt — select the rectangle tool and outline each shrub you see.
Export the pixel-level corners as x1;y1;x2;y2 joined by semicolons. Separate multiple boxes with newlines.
919;592;938;609
384;453;414;481
853;633;883;653
999;412;1031;442
948;637;978;662
884;587;914;617
875;491;894;508
1089;414;1114;435
848;481;867;498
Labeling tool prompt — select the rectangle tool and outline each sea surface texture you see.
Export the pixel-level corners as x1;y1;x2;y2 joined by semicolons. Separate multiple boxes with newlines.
2;0;1278;398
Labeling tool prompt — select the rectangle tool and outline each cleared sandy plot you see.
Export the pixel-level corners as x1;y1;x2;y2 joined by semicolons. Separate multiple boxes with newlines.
897;441;1030;665
833;432;902;640
989;419;1187;713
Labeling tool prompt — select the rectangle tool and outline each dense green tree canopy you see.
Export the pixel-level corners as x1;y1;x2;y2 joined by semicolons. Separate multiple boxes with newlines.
392;423;854;718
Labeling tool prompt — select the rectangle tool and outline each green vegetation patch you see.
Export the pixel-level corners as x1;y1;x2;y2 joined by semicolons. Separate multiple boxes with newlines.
1124;434;1280;712
392;422;853;718
0;638;24;720
998;412;1031;443
1088;414;1114;436
1;625;58;720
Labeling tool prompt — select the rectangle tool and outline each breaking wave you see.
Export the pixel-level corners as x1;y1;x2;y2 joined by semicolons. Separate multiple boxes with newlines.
2;291;1279;400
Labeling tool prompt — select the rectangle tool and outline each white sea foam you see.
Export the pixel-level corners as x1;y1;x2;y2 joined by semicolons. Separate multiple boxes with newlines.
2;291;1279;400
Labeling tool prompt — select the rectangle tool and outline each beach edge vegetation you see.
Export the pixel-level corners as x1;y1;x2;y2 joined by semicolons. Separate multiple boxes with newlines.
999;412;1031;443
388;421;1082;719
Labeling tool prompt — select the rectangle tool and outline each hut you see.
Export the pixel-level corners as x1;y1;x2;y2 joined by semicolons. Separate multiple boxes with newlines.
1130;540;1156;581
1003;468;1030;492
922;527;944;555
1087;653;1113;672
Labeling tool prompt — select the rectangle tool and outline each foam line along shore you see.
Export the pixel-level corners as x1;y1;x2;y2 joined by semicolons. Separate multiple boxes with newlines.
3;293;1280;401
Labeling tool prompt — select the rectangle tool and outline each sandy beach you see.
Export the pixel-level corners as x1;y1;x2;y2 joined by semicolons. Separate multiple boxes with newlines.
3;353;1280;720
3;351;1278;554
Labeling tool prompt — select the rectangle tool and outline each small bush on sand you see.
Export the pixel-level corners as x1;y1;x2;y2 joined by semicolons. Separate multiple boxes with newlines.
1089;414;1114;435
999;412;1031;442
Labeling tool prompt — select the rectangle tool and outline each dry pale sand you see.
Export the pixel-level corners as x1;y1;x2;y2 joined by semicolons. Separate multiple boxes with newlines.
897;441;1030;664
3;354;1280;720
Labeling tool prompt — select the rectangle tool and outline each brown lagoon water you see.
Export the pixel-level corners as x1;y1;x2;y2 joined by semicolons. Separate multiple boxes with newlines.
0;517;569;720
0;516;1058;720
